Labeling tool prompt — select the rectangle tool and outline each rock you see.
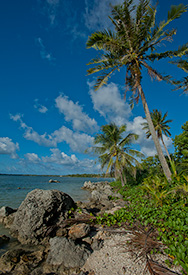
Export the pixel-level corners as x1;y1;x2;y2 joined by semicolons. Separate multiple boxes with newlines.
49;179;60;183
91;239;104;251
0;206;16;224
0;248;44;274
10;189;76;244
47;237;91;268
68;223;90;240
3;212;16;228
0;235;10;246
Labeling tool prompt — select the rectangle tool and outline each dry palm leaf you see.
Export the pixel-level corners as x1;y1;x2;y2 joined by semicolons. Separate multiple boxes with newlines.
145;256;181;275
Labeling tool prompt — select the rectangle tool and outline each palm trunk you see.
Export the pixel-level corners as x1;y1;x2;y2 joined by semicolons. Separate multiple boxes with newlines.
161;137;172;162
119;168;126;187
138;85;172;181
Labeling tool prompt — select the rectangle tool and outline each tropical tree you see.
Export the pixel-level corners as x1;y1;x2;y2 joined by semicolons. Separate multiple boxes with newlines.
173;121;188;173
93;123;143;186
86;0;187;180
142;109;172;162
171;55;188;93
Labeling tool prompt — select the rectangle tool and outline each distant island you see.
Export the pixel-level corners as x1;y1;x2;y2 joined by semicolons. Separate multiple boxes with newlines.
0;173;112;178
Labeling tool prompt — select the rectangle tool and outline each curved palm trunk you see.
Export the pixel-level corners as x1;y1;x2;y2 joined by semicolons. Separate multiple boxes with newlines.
120;167;126;187
161;137;172;162
138;85;172;181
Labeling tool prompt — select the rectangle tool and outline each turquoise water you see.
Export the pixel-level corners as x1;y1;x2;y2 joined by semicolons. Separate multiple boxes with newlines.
0;175;111;209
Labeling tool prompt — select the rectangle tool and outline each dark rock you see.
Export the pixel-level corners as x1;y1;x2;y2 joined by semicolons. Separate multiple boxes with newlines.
46;237;91;268
10;189;76;244
0;248;44;274
0;206;16;217
0;235;10;246
49;179;60;183
68;223;90;240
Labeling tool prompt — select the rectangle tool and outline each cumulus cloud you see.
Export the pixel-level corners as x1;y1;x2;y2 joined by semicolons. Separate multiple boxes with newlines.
126;116;172;157
0;137;19;159
52;126;94;152
55;95;99;133
84;0;143;31
10;114;94;152
25;153;41;163
42;148;78;165
89;82;131;126
34;99;48;113
36;37;55;62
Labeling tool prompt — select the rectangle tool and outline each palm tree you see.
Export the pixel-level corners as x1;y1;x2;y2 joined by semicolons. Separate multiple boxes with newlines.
171;57;188;93
142;109;172;162
86;0;187;180
93;123;143;186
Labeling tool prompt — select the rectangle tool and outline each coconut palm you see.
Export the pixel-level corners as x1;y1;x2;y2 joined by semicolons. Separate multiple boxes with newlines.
142;109;172;162
171;58;188;93
93;123;143;186
86;0;187;180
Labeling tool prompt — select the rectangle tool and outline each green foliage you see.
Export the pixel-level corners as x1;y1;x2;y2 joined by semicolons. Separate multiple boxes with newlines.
91;123;143;186
95;180;188;273
173;121;188;173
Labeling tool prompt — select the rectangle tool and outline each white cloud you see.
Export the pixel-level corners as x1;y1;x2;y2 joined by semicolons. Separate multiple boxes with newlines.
25;153;41;163
52;126;94;152
36;37;55;62
55;95;99;133
10;114;94;152
89;82;131;126
45;0;60;25
42;148;79;165
126;116;172;157
0;137;19;159
34;99;48;113
84;0;142;31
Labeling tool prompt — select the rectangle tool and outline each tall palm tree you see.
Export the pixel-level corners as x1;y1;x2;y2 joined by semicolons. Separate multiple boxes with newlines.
86;0;187;180
93;123;143;186
171;57;188;93
142;109;172;162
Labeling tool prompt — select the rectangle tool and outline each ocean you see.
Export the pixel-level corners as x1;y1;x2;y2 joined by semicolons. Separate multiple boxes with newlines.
0;174;112;209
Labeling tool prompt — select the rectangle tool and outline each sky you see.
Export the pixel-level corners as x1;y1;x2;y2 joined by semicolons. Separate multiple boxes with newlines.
0;0;187;175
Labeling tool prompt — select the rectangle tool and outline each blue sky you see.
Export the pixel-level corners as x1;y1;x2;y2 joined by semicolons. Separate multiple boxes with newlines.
0;0;187;175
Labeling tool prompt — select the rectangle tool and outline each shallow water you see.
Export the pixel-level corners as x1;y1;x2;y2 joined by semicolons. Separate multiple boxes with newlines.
0;175;111;209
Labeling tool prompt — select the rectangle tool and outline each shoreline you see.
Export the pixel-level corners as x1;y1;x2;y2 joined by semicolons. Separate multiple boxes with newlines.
0;181;183;275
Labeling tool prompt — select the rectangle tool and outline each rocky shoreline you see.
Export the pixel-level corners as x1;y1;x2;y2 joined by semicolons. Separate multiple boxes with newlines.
0;181;125;275
0;181;183;275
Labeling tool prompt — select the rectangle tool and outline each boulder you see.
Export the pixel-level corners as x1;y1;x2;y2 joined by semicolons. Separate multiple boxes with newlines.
46;237;91;268
10;189;76;244
68;223;90;240
49;179;60;183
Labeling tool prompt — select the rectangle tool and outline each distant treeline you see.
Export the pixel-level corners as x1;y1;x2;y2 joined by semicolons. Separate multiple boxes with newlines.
0;173;112;178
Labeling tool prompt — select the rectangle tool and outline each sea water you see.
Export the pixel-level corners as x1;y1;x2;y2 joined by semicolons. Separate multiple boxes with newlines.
0;175;112;209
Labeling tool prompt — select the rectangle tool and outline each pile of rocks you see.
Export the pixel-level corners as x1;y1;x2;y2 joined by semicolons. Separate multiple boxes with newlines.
0;186;112;275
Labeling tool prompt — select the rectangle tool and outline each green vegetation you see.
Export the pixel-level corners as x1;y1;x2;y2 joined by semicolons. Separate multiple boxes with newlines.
174;121;188;174
91;123;143;186
142;109;172;162
89;120;188;273
94;177;188;273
